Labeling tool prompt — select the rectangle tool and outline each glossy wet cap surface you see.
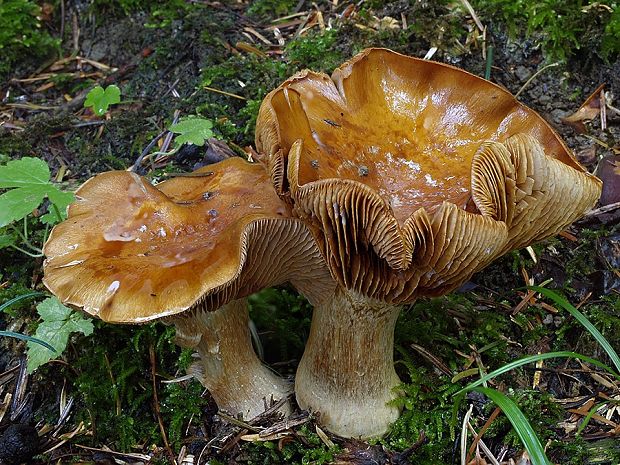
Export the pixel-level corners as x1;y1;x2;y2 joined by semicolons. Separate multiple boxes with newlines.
255;49;601;302
258;48;582;224
43;158;292;322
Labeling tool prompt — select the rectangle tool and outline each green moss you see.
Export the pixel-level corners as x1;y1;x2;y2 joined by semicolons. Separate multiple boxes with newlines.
385;362;459;462
88;0;190;19
199;55;288;144
384;294;519;462
159;381;209;447
0;0;59;79
68;322;205;451
563;228;610;282
396;295;511;373
601;6;620;59
548;436;591;464
285;29;344;73
247;0;297;20
470;0;620;61
249;287;313;369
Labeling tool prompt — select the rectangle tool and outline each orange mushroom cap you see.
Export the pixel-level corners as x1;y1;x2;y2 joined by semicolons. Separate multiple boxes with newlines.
256;48;602;302
43;157;329;322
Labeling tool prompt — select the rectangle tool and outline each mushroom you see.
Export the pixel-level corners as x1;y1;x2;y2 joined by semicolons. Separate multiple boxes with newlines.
256;48;602;437
43;157;333;420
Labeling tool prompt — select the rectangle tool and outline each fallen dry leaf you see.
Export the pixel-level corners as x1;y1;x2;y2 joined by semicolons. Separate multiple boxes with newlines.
562;83;605;133
596;155;620;206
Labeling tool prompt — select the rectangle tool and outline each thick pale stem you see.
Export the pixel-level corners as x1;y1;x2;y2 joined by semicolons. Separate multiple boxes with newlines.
173;299;291;419
295;288;402;438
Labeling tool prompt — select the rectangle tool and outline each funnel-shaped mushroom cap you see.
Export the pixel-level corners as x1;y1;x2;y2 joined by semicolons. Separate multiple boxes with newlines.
256;48;601;302
43;158;331;322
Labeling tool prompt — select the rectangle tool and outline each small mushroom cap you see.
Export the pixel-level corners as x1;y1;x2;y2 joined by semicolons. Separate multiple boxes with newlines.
43;157;331;322
256;48;602;302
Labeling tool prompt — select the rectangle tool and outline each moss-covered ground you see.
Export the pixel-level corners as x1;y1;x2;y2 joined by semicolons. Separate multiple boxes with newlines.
0;1;619;464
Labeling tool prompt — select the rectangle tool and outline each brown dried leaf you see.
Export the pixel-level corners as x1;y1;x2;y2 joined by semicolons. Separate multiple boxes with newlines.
562;83;605;133
596;155;620;206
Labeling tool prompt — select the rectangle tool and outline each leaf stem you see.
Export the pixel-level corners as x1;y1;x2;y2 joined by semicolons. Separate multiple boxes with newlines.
9;244;44;258
52;203;63;223
8;225;42;254
42;222;50;246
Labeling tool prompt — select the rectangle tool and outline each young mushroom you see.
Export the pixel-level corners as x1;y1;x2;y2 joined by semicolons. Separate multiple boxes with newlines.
256;48;602;438
43;157;333;420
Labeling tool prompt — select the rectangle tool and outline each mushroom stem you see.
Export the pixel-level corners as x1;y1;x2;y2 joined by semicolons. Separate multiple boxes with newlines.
295;288;402;438
173;299;291;419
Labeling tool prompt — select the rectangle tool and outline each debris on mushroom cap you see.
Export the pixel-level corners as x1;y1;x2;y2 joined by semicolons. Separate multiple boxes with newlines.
43;157;331;323
256;48;602;303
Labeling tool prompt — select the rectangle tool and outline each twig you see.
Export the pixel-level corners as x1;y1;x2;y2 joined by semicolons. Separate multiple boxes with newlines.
216;411;262;432
74;444;151;461
600;87;607;130
203;85;247;100
582;201;620;218
10;357;28;421
72;120;106;128
60;0;65;45
515;62;560;98
459;0;484;31
467;407;501;463
150;344;176;464
259;412;309;437
129;130;167;172
72;12;80;55
410;343;452;376
159;110;181;157
103;353;121;416
466;423;500;465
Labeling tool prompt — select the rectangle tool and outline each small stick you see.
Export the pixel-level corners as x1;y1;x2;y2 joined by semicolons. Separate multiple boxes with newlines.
459;0;484;32
129;130;167;172
467;423;500;465
216;412;263;432
203;85;247;100
515;62;560;98
582;201;620;218
150;344;176;464
466;407;501;462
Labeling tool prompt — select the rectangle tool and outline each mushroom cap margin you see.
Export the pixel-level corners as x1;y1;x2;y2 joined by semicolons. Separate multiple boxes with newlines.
43;157;332;322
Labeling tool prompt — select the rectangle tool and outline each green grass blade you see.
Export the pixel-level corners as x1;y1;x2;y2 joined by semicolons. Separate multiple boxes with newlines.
0;292;45;313
455;351;618;396
474;387;551;465
0;330;56;352
576;401;606;436
530;286;620;374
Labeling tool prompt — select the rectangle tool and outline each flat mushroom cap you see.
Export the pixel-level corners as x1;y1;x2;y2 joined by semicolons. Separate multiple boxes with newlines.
43;157;330;323
256;48;602;303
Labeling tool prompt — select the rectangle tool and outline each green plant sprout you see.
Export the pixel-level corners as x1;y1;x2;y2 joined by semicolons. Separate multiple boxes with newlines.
169;116;214;146
0;157;90;372
0;293;94;372
26;296;94;372
140;116;216;163
455;287;620;465
84;84;121;116
0;157;74;257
